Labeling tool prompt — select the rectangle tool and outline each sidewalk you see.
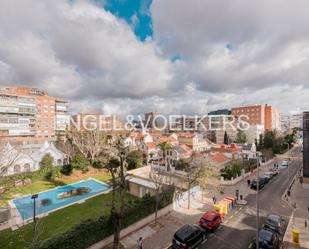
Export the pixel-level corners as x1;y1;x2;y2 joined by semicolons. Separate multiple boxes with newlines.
283;174;309;249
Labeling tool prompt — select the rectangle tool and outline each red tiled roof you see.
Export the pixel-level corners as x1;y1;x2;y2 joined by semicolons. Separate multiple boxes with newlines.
208;153;230;163
144;142;158;149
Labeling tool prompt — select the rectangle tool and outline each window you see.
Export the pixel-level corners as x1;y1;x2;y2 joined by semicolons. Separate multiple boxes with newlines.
14;165;21;173
24;163;31;172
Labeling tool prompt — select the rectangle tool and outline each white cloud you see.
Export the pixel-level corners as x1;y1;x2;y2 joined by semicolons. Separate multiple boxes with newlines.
0;0;308;115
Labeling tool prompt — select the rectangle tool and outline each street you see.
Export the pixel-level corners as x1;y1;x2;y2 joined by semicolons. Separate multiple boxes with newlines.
200;147;303;249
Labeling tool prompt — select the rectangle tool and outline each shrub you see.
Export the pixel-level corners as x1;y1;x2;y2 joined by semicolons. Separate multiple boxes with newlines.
71;154;89;173
44;170;53;181
92;160;103;169
60;164;73;176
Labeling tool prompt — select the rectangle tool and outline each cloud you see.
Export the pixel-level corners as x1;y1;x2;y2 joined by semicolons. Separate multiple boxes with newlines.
0;0;308;115
151;0;309;101
0;0;173;101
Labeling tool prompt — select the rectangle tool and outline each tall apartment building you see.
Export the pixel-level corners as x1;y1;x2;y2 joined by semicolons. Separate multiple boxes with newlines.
303;112;309;180
0;85;69;143
231;104;280;131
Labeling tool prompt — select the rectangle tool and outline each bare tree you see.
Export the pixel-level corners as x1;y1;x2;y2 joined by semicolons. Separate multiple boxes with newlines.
149;169;164;224
100;135;130;249
180;156;219;209
67;129;109;165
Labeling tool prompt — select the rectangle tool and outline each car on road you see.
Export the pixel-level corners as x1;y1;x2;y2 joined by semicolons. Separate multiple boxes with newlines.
172;224;206;249
263;214;286;236
251;178;266;190
260;175;270;183
252;228;281;249
281;160;289;167
263;172;275;179
269;168;279;176
199;211;222;231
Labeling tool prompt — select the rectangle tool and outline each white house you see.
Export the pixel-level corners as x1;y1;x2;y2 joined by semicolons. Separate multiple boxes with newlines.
242;143;257;160
0;141;66;176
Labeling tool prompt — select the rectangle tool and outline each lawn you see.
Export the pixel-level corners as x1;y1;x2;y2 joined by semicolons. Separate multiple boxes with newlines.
0;191;136;249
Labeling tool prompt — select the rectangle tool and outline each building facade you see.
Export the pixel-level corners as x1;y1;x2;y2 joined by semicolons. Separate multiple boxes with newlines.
0;86;69;143
303;112;309;178
231;104;280;131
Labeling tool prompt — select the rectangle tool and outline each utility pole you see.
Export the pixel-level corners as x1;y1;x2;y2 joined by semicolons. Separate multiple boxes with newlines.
31;194;38;236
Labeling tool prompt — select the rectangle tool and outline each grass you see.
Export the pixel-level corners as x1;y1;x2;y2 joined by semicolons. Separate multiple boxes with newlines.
0;191;136;249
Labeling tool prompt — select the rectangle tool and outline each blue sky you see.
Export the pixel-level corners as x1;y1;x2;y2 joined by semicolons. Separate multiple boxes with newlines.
103;0;153;41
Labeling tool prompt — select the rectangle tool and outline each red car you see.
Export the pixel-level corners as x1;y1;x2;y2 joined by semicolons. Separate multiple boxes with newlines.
199;211;222;231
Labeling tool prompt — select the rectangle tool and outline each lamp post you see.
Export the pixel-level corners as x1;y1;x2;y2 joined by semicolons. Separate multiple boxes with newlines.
256;153;260;249
31;194;38;235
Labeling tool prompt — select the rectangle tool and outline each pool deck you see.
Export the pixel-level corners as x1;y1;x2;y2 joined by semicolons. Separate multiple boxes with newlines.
2;178;111;230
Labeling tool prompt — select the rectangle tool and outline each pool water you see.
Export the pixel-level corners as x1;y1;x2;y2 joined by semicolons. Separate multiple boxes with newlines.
12;179;111;221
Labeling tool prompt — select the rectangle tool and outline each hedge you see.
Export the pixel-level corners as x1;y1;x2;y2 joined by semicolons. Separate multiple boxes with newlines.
39;187;174;249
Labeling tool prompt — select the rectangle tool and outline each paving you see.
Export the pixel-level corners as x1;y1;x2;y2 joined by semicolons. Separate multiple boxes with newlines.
283;171;309;249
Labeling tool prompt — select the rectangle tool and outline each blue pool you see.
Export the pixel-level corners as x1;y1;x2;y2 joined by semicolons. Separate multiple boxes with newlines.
12;178;111;221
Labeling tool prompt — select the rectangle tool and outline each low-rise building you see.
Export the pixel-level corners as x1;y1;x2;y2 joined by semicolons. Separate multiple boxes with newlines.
0;141;65;176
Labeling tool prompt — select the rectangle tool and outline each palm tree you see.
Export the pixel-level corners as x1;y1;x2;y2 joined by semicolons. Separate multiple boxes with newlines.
157;142;171;167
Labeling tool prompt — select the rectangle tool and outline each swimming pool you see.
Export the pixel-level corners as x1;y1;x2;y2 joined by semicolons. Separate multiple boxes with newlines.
11;178;111;221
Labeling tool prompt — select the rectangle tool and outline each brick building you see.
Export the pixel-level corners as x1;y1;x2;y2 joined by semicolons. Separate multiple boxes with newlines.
0;85;69;143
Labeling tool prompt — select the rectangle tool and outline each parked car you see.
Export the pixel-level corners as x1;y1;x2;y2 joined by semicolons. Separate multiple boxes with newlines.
269;168;279;176
251;178;266;190
264;172;275;179
199;211;222;231
264;214;286;236
172;224;206;249
260;175;270;184
252;228;281;249
281;160;289;167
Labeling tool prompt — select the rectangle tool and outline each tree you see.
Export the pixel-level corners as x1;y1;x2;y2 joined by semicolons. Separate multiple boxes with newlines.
235;129;247;143
126;150;143;170
100;135;130;249
39;154;54;170
149;169;164;224
71;153;89;172
181;156;213;209
224;131;229;145
67;129;108;165
157;142;171;166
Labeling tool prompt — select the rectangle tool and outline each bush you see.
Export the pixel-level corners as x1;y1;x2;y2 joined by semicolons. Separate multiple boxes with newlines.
71;154;89;173
39;188;174;249
60;164;73;176
44;170;53;181
92;160;103;169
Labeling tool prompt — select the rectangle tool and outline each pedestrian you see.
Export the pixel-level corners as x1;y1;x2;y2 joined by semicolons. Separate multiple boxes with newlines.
136;237;143;249
247;179;251;187
212;196;217;204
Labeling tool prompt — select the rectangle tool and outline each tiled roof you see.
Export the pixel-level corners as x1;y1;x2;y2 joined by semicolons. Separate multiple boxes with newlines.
208;153;230;163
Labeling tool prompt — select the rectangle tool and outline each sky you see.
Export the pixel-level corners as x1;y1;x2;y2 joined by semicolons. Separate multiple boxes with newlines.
0;0;309;116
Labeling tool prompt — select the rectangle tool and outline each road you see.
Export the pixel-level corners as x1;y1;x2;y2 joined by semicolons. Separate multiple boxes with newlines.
200;147;303;249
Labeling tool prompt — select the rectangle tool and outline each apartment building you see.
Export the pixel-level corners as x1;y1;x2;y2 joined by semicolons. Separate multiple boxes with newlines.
0;85;69;142
231;104;280;131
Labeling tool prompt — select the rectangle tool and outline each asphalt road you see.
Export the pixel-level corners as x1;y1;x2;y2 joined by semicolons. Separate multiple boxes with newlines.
200;147;303;249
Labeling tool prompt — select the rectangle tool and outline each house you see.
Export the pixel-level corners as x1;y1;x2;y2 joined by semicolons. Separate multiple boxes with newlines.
166;144;193;166
211;143;240;160
241;143;257;160
207;152;231;169
0;141;66;176
178;133;211;152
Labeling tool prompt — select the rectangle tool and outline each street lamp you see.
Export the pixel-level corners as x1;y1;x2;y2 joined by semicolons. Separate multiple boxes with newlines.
31;194;38;235
256;153;260;249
